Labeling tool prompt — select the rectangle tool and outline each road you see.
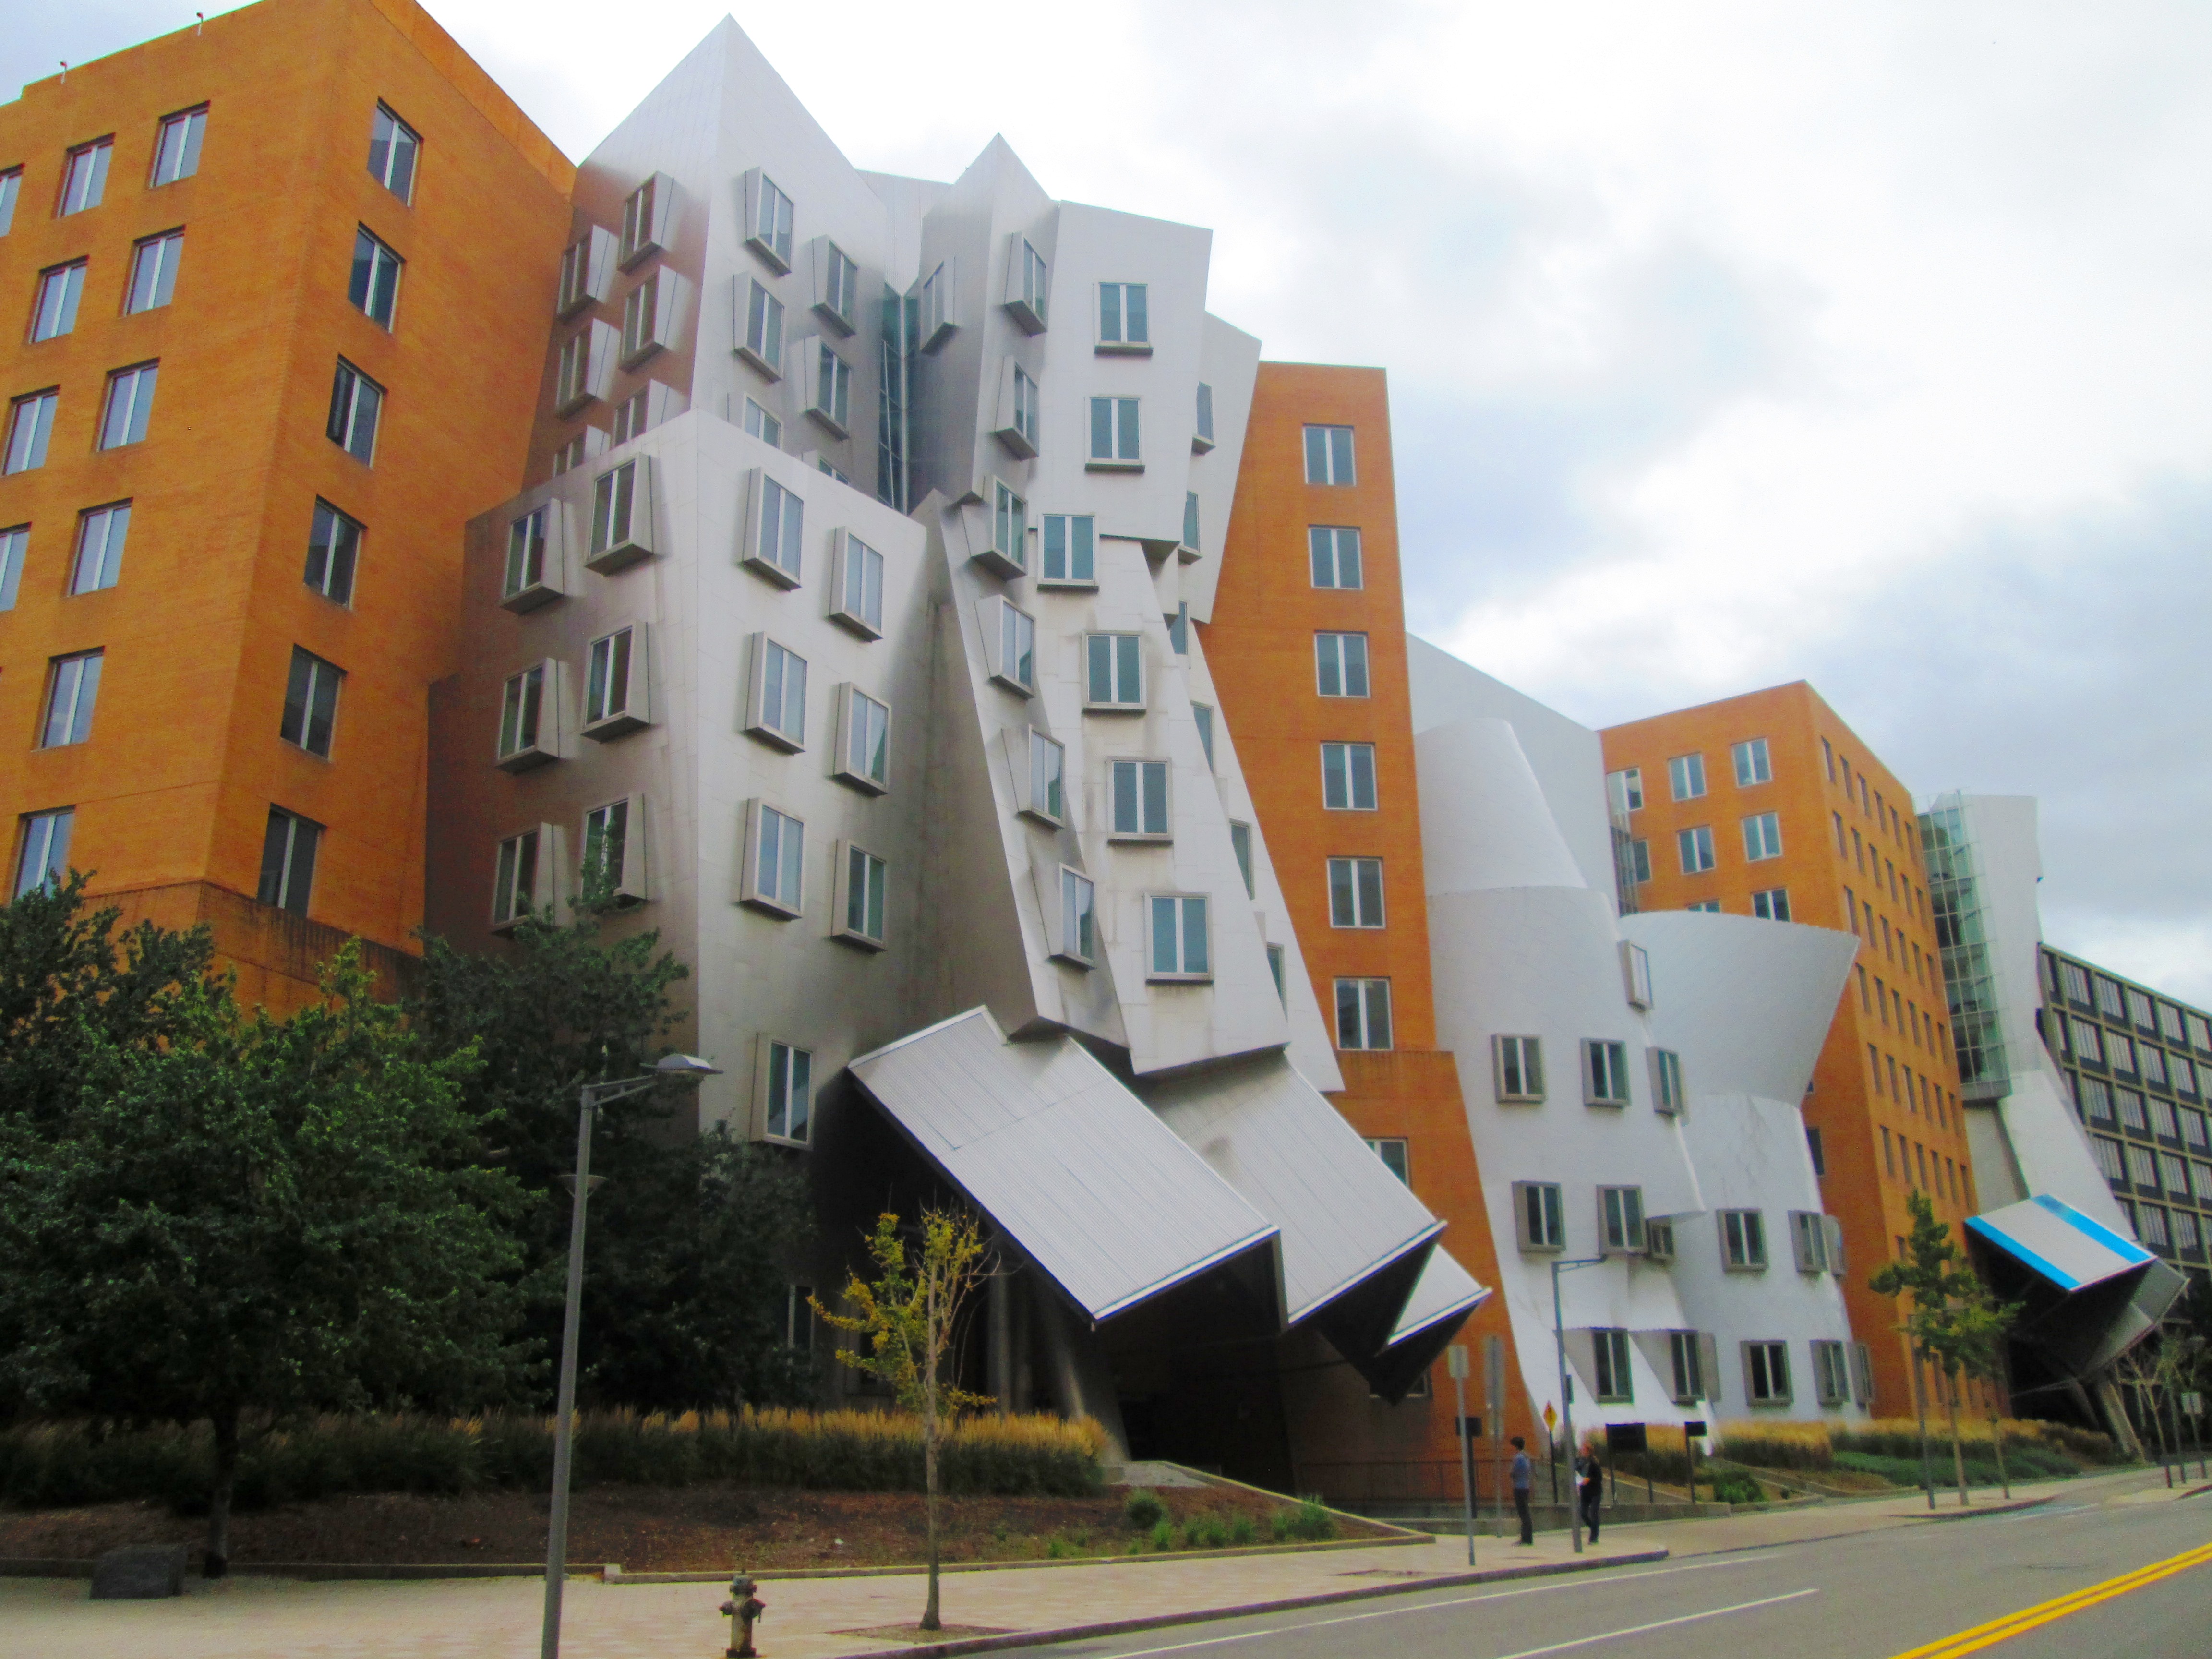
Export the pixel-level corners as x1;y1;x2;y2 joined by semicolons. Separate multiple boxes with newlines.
998;1482;2211;1659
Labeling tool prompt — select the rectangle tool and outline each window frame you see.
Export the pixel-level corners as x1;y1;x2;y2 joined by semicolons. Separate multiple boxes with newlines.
325;359;380;464
738;276;785;378
588;457;655;572
1320;741;1379;811
4;389;60;474
13;807;75;900
349;225;403;328
494;659;559;772
833;683;890;795
1314;631;1370;697
1303;424;1355;485
1145;891;1212;982
581;622;649;739
740;799;806;918
831;839;890;950
1720;1209;1769;1271
99;361;160;450
1667;752;1707;802
1650;1047;1685;1115
1005;236;1049;333
1583;1037;1631;1106
1086;395;1142;469
491;824;551;931
1599;1186;1647;1255
1514;1180;1565;1253
1327;855;1385;928
279;645;343;758
745;170;796;273
39;651;103;748
367;104;420;204
744;633;809;752
1040;513;1096;586
149;106;207;187
1308;525;1364;589
1108;757;1173;841
1495;1034;1545;1103
1743;1340;1792;1407
743;468;805;587
1732;737;1772;786
59;138;114;217
1053;866;1096;966
981;596;1036;695
1743;811;1784;862
761;1037;814;1144
256;806;320;916
1335;977;1393;1051
1677;824;1717;874
125;229;184;314
1084;631;1146;710
1095;280;1150;352
69;501;130;594
31;260;86;341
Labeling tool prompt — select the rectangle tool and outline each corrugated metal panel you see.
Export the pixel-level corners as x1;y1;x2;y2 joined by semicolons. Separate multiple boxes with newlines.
1388;1247;1490;1345
848;1008;1279;1321
1142;1053;1444;1324
1967;1192;2154;1291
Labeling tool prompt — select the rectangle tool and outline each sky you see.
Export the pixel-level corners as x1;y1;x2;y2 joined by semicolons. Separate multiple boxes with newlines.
10;0;2208;1002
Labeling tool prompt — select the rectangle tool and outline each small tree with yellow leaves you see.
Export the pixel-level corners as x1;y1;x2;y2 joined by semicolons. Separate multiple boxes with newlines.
814;1208;992;1630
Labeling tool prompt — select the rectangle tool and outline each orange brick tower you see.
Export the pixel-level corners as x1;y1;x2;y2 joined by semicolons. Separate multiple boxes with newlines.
0;0;571;1008
1206;362;1527;1504
1600;686;1984;1413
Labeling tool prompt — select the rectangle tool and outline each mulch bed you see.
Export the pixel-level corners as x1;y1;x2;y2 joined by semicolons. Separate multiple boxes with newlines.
0;1482;1391;1573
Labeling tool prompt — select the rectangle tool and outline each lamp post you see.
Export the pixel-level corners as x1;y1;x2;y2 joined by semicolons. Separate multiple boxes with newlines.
541;1053;722;1659
1551;1255;1605;1555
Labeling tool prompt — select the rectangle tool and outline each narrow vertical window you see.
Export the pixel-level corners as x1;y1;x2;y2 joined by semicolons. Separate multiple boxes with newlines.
4;391;58;474
1314;632;1370;697
256;808;320;916
1321;742;1378;810
1327;857;1385;927
1336;979;1393;1050
0;524;26;610
1148;893;1210;979
496;664;548;767
1230;821;1254;898
1041;514;1095;583
765;1040;813;1141
30;262;86;340
13;808;74;898
150;107;207;186
59;139;114;216
279;647;342;757
742;278;784;374
367;104;420;202
326;361;382;463
837;686;890;791
751;174;795;268
492;829;540;927
830;532;885;635
746;637;809;748
580;799;637;903
0;168;21;236
1023;729;1064;822
349;227;403;327
1309;526;1363;588
1097;281;1149;348
1057;868;1096;965
1303;424;1355;484
837;843;889;947
126;230;184;313
99;363;159;449
306;501;362;603
70;503;130;594
1087;396;1141;464
583;626;639;732
746;803;806;914
41;652;103;747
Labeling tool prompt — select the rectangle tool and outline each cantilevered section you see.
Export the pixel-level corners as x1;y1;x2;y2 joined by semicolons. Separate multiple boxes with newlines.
1968;1194;2154;1292
847;1009;1278;1322
1970;1193;2185;1379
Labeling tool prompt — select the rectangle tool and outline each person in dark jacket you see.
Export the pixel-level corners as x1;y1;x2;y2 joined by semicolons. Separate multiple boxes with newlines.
1509;1436;1535;1545
1575;1450;1604;1541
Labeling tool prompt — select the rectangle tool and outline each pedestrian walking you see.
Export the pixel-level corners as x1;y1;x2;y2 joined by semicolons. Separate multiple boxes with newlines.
1575;1449;1603;1542
1509;1435;1535;1545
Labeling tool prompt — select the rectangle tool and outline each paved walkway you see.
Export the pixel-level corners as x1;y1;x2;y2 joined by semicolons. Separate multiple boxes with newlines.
0;1469;2188;1659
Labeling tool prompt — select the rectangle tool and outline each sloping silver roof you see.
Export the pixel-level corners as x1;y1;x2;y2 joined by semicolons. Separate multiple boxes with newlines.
1388;1246;1491;1345
1142;1053;1446;1324
847;1008;1279;1322
1968;1192;2154;1291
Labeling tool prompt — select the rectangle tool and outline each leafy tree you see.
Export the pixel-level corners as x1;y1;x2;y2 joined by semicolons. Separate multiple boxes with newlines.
816;1209;992;1631
1870;1188;2020;1507
0;934;527;1576
409;909;816;1410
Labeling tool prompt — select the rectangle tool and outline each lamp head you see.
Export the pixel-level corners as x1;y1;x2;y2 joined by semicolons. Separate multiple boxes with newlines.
649;1052;723;1080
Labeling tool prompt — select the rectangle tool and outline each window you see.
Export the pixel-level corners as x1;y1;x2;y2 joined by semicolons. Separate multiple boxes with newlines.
2142;1046;2169;1088
1163;600;1189;658
1752;887;1791;921
0;168;16;235
326;360;380;462
1606;768;1644;814
1677;826;1716;874
0;524;24;610
1088;396;1141;466
1592;1329;1634;1402
833;842;888;948
491;828;542;928
1018;728;1064;822
1811;1341;1850;1407
1645;1218;1677;1262
349;227;402;327
280;647;341;757
2072;1019;2104;1063
917;260;953;349
1668;1331;1711;1403
1599;1186;1646;1254
2159;1153;2188;1196
555;228;612;317
2176;1211;2202;1254
1230;821;1254;897
619;173;673;268
745;636;808;750
2123;1143;2157;1188
741;277;785;376
1515;1181;1565;1252
2149;1096;2178;1140
1720;1209;1767;1270
1584;1039;1631;1106
1365;1137;1410;1185
1055;867;1096;965
581;797;644;905
70;502;129;594
99;363;159;449
748;173;794;270
1621;941;1653;1009
1309;525;1363;588
550;433;588;476
2057;959;2092;1004
1185;704;1213;774
1182;490;1201;554
1650;1047;1684;1115
1109;758;1171;839
982;596;1036;694
2095;975;2125;1019
1742;1341;1791;1405
825;684;890;794
2139;1205;2170;1250
1667;753;1707;801
742;801;805;916
1007;238;1048;331
1321;742;1378;811
13;808;74;898
126;230;183;313
2192;1012;2212;1051
2081;1077;2113;1122
764;1040;812;1142
2183;1108;2208;1147
496;505;558;610
1085;632;1144;709
1194;381;1215;450
5;390;59;473
1328;856;1384;928
31;261;85;340
982;480;1027;576
1096;281;1148;349
1495;1035;1545;1103
1336;978;1393;1050
1791;1211;1837;1274
40;652;102;748
1630;840;1652;882
1041;514;1095;584
729;472;805;590
2159;1002;2188;1043
1315;632;1370;697
785;1285;815;1350
256;808;320;916
299;503;363;610
1732;737;1772;786
1686;899;1721;914
495;663;553;770
808;339;854;434
1303;424;1355;484
2119;1091;2150;1134
1743;812;1783;861
1268;944;1286;1006
815;533;886;642
367;105;419;202
1147;893;1210;980
583;625;646;737
60;139;113;216
2127;986;2157;1029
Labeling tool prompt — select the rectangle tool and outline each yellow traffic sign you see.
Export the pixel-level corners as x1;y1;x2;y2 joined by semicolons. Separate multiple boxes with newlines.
1542;1402;1557;1430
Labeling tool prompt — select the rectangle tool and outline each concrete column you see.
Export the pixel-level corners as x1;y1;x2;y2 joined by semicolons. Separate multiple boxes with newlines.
1031;1279;1130;1461
988;1268;1013;1417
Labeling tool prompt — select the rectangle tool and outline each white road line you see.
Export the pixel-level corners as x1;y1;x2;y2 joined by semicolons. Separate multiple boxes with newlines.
1073;1558;1762;1659
1482;1588;1821;1659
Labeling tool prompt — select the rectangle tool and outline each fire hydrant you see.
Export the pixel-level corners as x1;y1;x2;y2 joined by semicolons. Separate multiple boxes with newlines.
719;1570;767;1658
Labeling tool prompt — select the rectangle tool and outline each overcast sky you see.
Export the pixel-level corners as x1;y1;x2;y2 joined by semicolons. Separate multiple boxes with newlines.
12;1;2207;1002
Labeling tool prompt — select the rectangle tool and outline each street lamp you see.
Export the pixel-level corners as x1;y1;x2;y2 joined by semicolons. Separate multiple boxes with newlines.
541;1053;722;1659
1551;1255;1606;1556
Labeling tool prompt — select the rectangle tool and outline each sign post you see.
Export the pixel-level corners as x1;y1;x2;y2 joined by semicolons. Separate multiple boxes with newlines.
1447;1345;1475;1566
1484;1334;1506;1527
1684;1420;1707;1504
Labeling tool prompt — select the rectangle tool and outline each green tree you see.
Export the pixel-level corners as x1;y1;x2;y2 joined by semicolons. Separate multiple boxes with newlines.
816;1209;992;1631
410;909;816;1410
1869;1188;2020;1507
0;936;527;1576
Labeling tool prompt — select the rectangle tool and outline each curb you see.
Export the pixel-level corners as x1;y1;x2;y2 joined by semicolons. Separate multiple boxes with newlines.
831;1549;1670;1659
612;1531;1430;1585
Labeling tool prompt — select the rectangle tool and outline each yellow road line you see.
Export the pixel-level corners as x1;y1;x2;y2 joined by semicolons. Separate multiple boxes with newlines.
1888;1539;2212;1658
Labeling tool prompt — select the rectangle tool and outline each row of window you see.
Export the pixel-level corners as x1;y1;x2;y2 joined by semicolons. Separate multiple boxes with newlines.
26;228;184;339
1632;811;1783;879
15;800;323;919
3;362;158;472
2072;1073;2212;1149
1606;738;1770;815
1490;1033;1685;1113
2119;1200;2205;1258
0;496;359;617
2048;951;2212;1054
8;635;341;760
1822;735;1918;858
1834;809;1918;919
1580;1330;1869;1409
2056;1018;2202;1094
2090;1133;2212;1206
1514;1185;1845;1276
1856;964;1947;1063
1879;1126;1971;1206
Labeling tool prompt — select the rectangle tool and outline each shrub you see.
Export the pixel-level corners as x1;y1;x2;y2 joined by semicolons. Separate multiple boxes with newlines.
1707;1470;1765;1504
1150;1519;1175;1551
1272;1499;1335;1541
1123;1488;1167;1530
1230;1514;1257;1546
1186;1515;1230;1550
1715;1422;1833;1471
